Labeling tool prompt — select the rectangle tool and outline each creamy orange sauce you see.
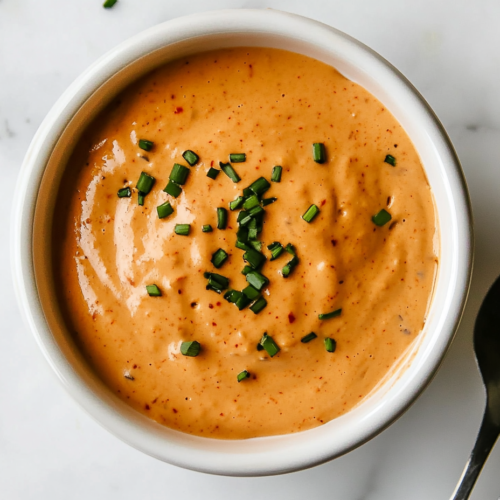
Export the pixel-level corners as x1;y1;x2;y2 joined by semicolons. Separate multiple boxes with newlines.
53;48;437;439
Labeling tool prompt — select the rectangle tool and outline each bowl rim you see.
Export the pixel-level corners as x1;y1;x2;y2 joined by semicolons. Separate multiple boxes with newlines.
11;8;473;476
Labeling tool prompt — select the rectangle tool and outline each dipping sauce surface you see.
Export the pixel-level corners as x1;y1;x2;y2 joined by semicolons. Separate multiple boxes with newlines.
54;48;438;439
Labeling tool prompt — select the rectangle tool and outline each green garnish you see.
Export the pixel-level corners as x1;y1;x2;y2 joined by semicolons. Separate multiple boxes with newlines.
262;197;277;206
267;241;284;260
241;265;252;275
182;150;199;166
301;332;317;343
282;256;299;277
259;333;280;357
202;224;213;233
242;285;260;301
243;248;266;269
174;224;190;236
312;143;326;163
239;205;264;226
217;207;228;229
302;204;320;223
250;241;262;252
271;166;282;183
384;154;396;167
229;196;244;211
180;340;201;357
324;337;337;353
157;201;174;219
219;162;241;183
237;370;250;382
318;308;342;320
204;272;229;293
285;243;296;255
169;163;190;185
138;193;145;206
117;187;131;198
235;293;252;310
211;248;228;269
250;297;267;314
207;168;220;179
243;195;260;210
163;180;182;198
145;284;161;297
246;270;269;291
372;209;392;226
248;219;258;240
224;289;240;303
249;177;270;197
236;241;252;251
136;172;155;194
236;226;249;243
229;153;246;163
138;139;154;152
103;0;118;8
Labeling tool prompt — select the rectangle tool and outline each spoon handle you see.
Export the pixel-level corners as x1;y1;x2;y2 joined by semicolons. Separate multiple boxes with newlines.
450;410;500;500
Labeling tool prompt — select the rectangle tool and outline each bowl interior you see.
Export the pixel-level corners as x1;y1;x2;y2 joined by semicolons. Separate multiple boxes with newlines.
16;10;472;476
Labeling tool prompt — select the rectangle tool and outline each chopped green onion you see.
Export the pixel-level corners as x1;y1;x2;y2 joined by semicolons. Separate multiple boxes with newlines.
312;143;326;163
136;172;155;194
207;167;220;179
262;197;277;207
169;163;190;185
235;293;252;310
267;242;284;260
249;177;271;196
174;224;191;236
118;187;131;198
324;337;337;353
241;265;252;275
237;370;250;382
103;0;118;8
302;204;320;223
248;219;258;240
145;284;161;297
202;224;213;233
250;297;267;314
318;308;342;320
163;180;182;198
271;166;282;182
243;195;260;210
217;207;228;229
239;205;264;226
157;201;174;219
204;272;229;293
180;340;201;357
301;332;317;343
384;154;396;167
229;196;244;211
236;240;252;251
243;248;266;269
242;187;253;198
246;270;268;291
224;290;240;303
229;153;246;163
257;343;264;351
282;256;299;278
211;248;228;269
249;241;262;251
285;243;296;256
372;209;392;226
260;333;280;357
138;139;154;152
236;226;249;243
242;285;260;301
138;193;145;206
182;150;199;166
219;161;241;183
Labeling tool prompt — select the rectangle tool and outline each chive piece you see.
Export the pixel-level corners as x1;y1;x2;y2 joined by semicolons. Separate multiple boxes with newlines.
302;204;320;223
282;256;299;278
180;340;201;357
138;139;154;152
217;207;228;229
249;241;262;252
285;243;296;256
324;337;337;353
246;270;269;291
271;166;282;183
236;226;249;243
248;218;258;241
243;195;260;210
301;332;317;343
146;284;161;297
249;177;271;196
243;248;266;269
224;289;240;303
384;154;396;167
267;242;284;260
138;193;145;206
242;187;253;198
204;272;229;292
319;308;342;320
103;0;118;8
169;163;190;185
219;162;241;183
250;297;267;314
229;153;246;163
236;240;252;251
235;293;252;310
202;224;213;233
118;187;131;198
182;150;199;166
207;167;220;179
257;343;264;351
241;265;252;275
237;370;250;382
312;143;326;163
211;248;228;269
260;334;280;357
242;285;260;301
163;180;182;198
136;172;155;194
230;196;244;211
157;201;174;219
372;209;392;226
174;224;190;236
262;197;277;207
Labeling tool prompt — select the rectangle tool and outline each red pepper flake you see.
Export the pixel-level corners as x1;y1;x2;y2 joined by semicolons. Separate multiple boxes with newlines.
220;413;224;416
174;106;183;114
212;322;217;327
209;304;214;309
145;404;150;410
331;239;337;247
210;160;214;167
133;364;137;369
173;408;178;414
288;312;296;324
216;302;221;306
321;199;326;206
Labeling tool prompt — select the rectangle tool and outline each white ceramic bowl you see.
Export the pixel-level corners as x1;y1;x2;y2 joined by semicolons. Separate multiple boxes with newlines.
11;9;473;476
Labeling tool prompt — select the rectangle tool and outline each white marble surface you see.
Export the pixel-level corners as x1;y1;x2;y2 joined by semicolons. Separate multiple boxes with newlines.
2;0;500;498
